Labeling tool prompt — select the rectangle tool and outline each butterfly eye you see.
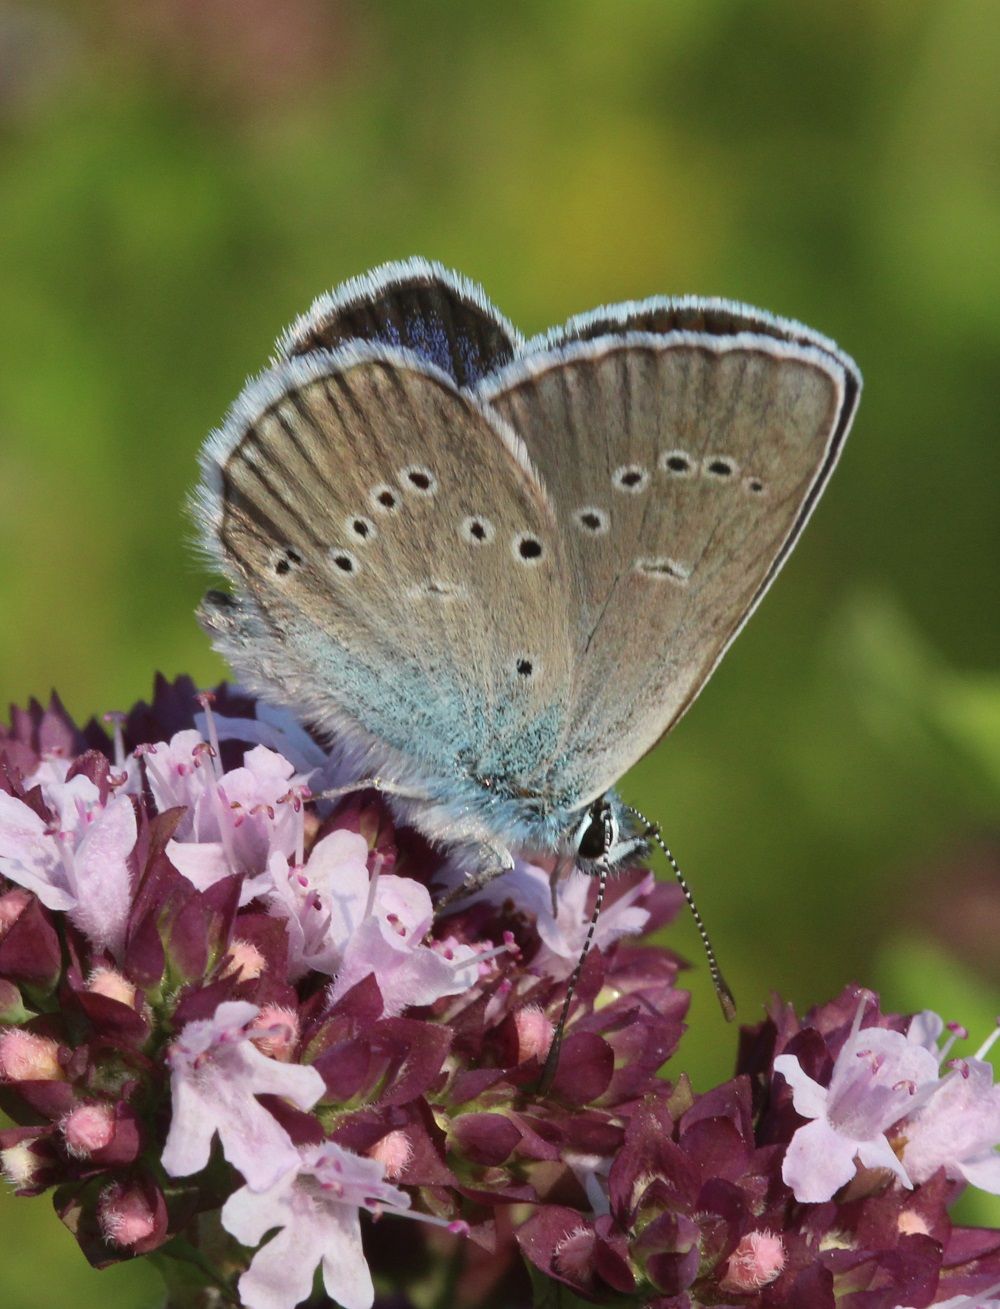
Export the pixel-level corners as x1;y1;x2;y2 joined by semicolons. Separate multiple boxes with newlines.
400;465;437;496
460;516;495;545
574;800;616;860
370;484;400;513
703;455;738;479
612;465;649;494
659;449;694;477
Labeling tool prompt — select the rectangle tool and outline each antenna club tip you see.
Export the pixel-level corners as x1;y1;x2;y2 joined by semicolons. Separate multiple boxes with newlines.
718;985;737;1023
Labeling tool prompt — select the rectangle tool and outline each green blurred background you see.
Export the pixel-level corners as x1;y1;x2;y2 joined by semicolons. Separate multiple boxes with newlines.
1;1;998;1303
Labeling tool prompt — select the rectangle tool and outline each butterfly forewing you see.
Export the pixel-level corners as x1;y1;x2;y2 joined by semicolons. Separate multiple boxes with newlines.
482;331;857;802
202;347;575;790
276;258;522;389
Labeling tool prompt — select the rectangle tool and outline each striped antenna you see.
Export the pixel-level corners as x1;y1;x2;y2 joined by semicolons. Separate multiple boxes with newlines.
536;858;609;1094
625;805;736;1022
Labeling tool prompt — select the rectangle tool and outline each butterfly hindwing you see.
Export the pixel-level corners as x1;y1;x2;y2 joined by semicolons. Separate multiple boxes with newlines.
481;315;859;802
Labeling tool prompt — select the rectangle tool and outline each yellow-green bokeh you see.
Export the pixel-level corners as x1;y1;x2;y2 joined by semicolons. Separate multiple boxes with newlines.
1;2;998;1303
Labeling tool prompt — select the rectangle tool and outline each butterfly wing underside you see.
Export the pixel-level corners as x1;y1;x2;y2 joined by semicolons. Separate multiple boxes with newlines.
483;316;859;802
197;347;575;790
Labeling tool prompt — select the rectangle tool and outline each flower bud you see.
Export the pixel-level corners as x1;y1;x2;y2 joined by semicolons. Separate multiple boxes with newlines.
0;1029;63;1082
515;1005;554;1062
368;1130;413;1180
221;938;267;982
86;967;138;1007
1;1138;46;1189
250;1005;299;1060
61;1103;116;1159
97;1183;156;1249
719;1230;786;1293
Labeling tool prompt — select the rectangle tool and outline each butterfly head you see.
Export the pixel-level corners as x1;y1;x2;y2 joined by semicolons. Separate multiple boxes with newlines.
570;793;649;872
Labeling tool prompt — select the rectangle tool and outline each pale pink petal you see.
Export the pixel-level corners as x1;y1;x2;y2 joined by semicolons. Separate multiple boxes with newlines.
773;1055;830;1120
213;1086;307;1191
855;1134;912;1188
166;839;234;892
143;730;209;817
239;1045;324;1108
160;1076;218;1179
320;1205;374;1309
306;829;370;916
44;774;101;837
782;1116;859;1202
162;1002;322;1191
238;1220;326;1309
829;1026;940;1136
329;916;473;1015
373;875;434;939
907;1010;945;1051
221;1172;296;1247
0;793;73;910
904;1059;1000;1186
0;790;48;845
960;1153;1000;1193
70;795;136;957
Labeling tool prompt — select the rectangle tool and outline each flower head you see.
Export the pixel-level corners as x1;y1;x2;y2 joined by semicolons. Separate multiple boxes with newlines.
901;1021;1000;1192
3;680;1000;1307
774;995;941;1202
0;782;136;958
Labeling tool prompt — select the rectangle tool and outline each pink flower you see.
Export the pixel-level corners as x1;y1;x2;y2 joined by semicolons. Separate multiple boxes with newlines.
262;829;372;978
324;860;481;1014
901;1024;1000;1192
265;829;481;1009
0;783;136;958
774;998;941;1202
220;1141;413;1309
149;730;307;898
477;862;652;979
161;1000;324;1191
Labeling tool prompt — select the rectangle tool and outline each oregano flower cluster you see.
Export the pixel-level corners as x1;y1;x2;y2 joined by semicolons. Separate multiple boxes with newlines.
1;678;999;1308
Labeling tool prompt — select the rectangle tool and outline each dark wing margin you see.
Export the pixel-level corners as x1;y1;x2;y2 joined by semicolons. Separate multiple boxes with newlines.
275;256;523;389
525;293;861;439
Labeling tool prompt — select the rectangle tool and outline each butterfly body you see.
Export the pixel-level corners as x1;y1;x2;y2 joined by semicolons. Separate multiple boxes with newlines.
194;259;860;883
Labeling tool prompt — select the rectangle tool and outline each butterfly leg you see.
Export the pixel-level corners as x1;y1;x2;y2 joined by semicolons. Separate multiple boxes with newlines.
309;778;430;804
434;843;516;912
548;854;574;917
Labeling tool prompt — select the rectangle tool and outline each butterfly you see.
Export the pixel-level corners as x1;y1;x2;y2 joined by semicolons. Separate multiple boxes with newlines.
193;257;861;1050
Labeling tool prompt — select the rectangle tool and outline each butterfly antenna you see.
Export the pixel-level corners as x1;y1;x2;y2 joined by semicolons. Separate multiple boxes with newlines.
536;858;609;1095
626;805;736;1022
